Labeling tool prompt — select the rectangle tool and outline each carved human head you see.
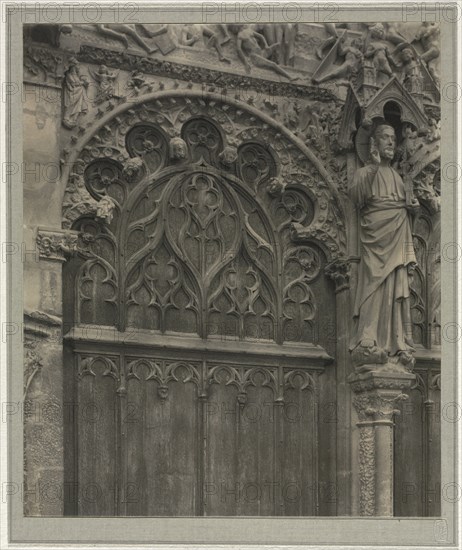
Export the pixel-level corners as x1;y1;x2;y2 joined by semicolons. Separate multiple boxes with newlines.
351;37;363;50
371;124;396;161
370;23;385;39
401;48;415;63
219;146;238;167
169;137;188;160
122;157;144;183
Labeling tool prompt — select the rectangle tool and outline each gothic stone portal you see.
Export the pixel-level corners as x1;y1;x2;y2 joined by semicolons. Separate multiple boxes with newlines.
23;22;441;518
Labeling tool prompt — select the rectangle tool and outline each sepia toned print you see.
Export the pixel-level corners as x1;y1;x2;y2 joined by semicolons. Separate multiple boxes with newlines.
22;19;442;520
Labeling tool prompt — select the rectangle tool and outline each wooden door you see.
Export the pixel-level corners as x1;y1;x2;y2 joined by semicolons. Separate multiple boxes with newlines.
63;116;337;516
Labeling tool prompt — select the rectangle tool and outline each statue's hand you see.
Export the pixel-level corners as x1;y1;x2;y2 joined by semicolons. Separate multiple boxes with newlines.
370;149;381;165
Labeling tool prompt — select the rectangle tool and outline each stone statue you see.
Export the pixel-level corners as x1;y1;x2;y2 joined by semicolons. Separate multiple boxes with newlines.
62;57;89;129
180;24;231;63
312;34;364;84
364;24;393;78
228;24;299;81
349;124;419;368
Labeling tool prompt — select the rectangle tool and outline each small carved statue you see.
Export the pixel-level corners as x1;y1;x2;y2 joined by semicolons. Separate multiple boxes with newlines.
62;57;89;129
349;124;419;369
394;46;422;92
122;157;144;183
89;65;119;104
364;24;394;78
413;22;440;83
228;24;299;81
414;167;441;214
127;70;148;94
95;195;116;224
180;24;231;64
312;35;364;84
394;123;424;168
169;137;188;161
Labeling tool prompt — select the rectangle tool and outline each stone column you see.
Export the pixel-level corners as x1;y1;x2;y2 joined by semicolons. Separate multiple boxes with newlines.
349;366;415;516
325;258;351;515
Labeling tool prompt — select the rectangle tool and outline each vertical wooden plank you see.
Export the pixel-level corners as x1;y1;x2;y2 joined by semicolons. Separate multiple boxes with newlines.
394;386;425;516
125;377;198;516
77;360;118;516
204;382;239;515
236;383;275;516
317;368;337;516
282;386;316;516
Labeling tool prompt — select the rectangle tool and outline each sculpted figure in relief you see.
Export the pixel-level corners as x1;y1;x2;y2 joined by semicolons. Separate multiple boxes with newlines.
413;22;440;83
97;23;168;54
312;34;364;84
364;24;394;78
228;24;299;81
62;58;89;129
180;24;231;63
89;65;119;104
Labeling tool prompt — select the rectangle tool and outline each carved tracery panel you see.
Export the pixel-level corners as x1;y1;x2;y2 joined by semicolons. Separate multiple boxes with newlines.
65;97;343;345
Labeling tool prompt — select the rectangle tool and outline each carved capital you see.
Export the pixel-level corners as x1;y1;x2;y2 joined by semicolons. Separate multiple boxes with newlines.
36;229;80;262
349;365;415;516
324;258;350;293
349;364;415;401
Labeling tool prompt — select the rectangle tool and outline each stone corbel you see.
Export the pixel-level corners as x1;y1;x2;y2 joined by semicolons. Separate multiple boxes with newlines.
349;366;415;516
324;258;350;293
36;228;93;262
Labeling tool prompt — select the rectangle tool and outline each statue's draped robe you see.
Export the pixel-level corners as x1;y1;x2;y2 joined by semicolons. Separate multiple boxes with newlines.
349;163;416;355
63;70;87;127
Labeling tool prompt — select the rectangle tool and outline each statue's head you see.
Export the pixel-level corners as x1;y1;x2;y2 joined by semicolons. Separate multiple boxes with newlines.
169;137;187;160
351;37;363;50
371;124;396;161
219;146;238;167
401;48;415;63
370;23;385;39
